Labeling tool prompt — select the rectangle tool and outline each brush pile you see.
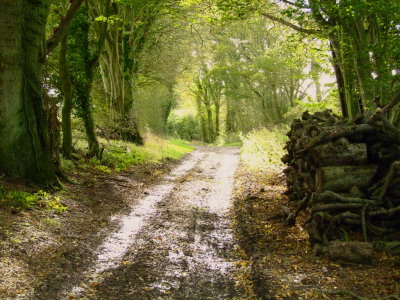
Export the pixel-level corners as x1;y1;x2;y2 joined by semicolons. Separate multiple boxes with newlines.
282;109;400;254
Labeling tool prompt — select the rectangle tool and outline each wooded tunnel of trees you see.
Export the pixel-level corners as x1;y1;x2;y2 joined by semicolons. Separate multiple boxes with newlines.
1;0;400;265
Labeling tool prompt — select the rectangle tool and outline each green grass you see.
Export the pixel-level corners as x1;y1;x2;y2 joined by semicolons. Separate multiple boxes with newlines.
144;137;194;160
66;134;195;173
223;141;243;147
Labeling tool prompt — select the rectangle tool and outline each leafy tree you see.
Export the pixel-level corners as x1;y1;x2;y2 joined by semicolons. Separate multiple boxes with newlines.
209;0;400;119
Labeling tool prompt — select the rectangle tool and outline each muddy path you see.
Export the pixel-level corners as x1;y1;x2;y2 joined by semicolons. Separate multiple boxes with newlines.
35;147;243;299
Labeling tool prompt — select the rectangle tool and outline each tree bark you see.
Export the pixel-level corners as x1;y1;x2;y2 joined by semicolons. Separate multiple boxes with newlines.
329;42;348;118
316;165;378;193
327;241;372;264
59;35;74;158
0;0;56;184
310;139;367;167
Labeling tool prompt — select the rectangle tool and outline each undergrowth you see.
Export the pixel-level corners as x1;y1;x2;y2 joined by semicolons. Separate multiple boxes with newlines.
62;134;194;173
240;127;288;170
0;188;67;213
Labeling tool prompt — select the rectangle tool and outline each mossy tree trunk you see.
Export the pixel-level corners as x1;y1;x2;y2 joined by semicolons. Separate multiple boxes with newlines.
67;1;110;157
59;35;74;158
0;0;56;184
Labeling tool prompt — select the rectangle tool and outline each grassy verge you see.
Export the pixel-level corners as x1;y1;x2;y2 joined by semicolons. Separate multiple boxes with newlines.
64;134;194;174
1;135;194;211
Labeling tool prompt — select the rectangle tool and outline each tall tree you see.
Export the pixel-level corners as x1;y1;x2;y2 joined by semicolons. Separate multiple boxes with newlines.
62;0;111;157
0;0;83;183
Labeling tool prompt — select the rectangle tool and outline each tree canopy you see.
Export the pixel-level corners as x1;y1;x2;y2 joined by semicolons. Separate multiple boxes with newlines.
0;0;399;182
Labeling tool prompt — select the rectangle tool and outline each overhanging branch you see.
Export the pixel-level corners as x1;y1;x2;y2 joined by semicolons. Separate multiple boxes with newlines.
261;12;320;35
44;0;85;59
279;0;310;9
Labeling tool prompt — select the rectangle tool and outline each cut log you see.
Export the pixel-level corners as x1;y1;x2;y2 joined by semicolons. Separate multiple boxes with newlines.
311;138;367;167
374;241;400;255
284;110;400;245
327;241;373;264
315;165;378;193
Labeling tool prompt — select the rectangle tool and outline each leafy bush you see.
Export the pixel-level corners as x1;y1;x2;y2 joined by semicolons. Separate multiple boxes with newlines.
241;127;288;170
167;115;202;141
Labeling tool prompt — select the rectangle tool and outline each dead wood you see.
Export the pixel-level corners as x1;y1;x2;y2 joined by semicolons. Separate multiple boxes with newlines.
327;241;373;264
315;165;378;193
283;110;400;250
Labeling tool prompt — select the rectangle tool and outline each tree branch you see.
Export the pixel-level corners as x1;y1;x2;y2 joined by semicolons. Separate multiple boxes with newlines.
279;0;310;9
381;88;400;114
44;0;85;59
261;12;320;35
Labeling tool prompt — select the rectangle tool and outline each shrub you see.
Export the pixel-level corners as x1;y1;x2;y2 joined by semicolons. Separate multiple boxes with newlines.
167;115;202;141
241;127;288;170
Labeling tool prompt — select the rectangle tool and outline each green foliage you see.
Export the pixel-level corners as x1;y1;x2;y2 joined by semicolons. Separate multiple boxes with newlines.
67;134;194;173
102;145;150;171
4;191;38;209
137;84;177;135
142;136;194;161
241;127;288;170
60;158;76;171
0;190;67;213
284;90;341;122
219;132;242;145
167;115;202;141
94;165;112;174
43;195;68;214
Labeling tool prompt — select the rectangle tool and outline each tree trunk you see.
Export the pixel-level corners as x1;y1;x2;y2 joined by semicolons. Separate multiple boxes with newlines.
333;29;362;118
225;97;236;134
196;96;208;143
0;0;56;184
329;42;348;118
206;106;214;142
77;87;100;157
69;1;110;157
59;35;74;158
215;103;220;138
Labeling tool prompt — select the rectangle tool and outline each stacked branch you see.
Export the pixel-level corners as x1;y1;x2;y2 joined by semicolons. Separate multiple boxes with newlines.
283;109;400;250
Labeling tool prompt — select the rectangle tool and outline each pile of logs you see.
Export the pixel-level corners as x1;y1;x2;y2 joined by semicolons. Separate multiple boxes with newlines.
282;109;400;249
